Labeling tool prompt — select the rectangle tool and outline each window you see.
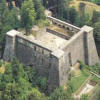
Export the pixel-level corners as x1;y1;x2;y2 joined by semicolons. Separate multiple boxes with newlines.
66;27;70;31
34;46;36;51
68;53;72;66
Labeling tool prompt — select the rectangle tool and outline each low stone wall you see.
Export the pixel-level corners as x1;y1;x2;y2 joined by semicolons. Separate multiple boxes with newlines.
47;16;80;33
46;28;70;40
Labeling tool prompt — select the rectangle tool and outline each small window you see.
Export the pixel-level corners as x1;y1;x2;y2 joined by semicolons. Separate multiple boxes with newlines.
66;27;70;31
28;64;33;67
42;49;44;54
42;58;44;65
34;46;36;51
63;25;65;28
68;53;72;66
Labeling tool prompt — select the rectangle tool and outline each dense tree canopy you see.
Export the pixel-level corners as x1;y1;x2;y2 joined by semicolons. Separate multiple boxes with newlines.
0;58;47;100
21;0;36;34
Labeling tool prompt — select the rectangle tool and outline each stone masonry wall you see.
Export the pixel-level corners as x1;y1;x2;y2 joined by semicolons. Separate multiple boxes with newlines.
16;35;52;76
16;36;62;93
3;30;61;93
59;26;99;88
58;30;86;87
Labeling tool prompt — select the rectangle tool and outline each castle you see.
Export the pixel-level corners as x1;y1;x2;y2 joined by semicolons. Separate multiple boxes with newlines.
3;16;99;93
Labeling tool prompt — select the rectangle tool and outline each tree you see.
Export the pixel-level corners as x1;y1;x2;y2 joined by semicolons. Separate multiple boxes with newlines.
36;76;47;92
42;0;48;8
92;10;100;24
7;0;13;9
24;66;38;85
14;0;24;8
25;66;47;93
10;7;20;30
21;0;36;34
33;0;45;20
0;83;20;100
49;87;73;100
0;58;31;100
0;0;20;57
57;0;67;19
77;2;90;26
27;88;47;100
93;21;100;42
69;7;77;24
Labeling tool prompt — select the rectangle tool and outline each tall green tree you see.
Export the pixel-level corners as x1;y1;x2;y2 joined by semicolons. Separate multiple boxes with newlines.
27;88;47;100
33;0;45;20
14;0;24;8
0;58;31;100
91;10;100;24
7;0;13;9
21;0;36;34
93;20;100;42
69;7;77;24
0;0;13;57
0;83;20;100
49;87;73;100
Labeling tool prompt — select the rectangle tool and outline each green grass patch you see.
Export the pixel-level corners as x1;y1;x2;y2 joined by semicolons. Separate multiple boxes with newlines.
69;71;89;93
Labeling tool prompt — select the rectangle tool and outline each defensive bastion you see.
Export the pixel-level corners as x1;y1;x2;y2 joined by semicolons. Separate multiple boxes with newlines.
3;16;99;93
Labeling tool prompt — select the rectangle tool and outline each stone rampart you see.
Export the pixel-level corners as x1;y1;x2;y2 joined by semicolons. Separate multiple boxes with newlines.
3;30;62;93
46;28;70;40
3;19;99;94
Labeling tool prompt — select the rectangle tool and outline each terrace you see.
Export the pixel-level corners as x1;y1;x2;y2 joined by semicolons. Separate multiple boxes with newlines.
18;16;81;51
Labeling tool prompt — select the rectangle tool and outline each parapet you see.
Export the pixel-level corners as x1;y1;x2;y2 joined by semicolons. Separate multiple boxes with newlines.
81;25;93;33
47;16;81;33
7;30;19;37
51;49;64;58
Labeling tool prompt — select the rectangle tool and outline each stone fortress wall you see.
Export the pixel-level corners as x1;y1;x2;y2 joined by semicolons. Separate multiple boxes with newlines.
3;17;99;93
3;30;62;93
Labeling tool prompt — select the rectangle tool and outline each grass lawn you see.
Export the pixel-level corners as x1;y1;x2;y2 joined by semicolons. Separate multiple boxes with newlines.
69;71;89;93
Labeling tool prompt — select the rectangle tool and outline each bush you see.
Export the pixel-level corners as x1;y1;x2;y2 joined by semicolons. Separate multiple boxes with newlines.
36;76;47;92
49;87;73;100
28;88;47;100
